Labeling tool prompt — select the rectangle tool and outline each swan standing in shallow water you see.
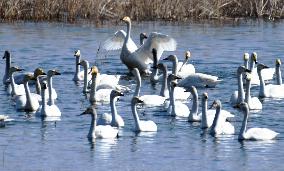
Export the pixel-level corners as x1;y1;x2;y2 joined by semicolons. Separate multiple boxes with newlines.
200;93;234;129
257;63;284;98
80;107;119;139
36;81;61;117
244;73;262;110
230;66;251;107
238;102;279;141
248;52;275;85
132;68;166;106
15;74;40;111
97;90;125;127
103;16;176;74
73;50;91;81
210;100;235;136
131;96;157;132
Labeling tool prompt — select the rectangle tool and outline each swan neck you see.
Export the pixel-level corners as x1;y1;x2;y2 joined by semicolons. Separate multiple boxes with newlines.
126;22;131;41
160;67;168;97
41;87;47;116
24;81;32;109
211;105;221;131
10;73;16;96
47;75;54;105
237;72;245;103
257;69;266;97
201;98;208;128
276;65;282;85
88;114;96;139
35;76;41;94
249;59;255;71
134;72;141;96
179;58;189;72
4;55;11;82
170;86;176;116
239;108;249;140
189;90;199;119
131;102;141;131
110;97;118;126
244;60;249;69
89;74;97;103
245;79;251;104
172;58;178;75
83;64;89;93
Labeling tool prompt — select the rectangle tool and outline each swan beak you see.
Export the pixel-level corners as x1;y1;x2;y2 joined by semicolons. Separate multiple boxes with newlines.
119;92;124;96
2;56;5;59
88;69;92;75
255;60;258;64
174;75;182;79
151;66;158;69
54;71;61;75
163;57;169;61
77;62;81;66
245;69;251;73
263;65;269;69
79;112;87;116
42;72;47;75
17;68;24;72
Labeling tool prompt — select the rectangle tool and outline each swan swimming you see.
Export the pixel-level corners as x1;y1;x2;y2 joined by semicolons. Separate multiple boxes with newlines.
244;73;262;110
132;68;166;106
248;52;275;85
257;63;284;98
15;74;40;112
36;81;61;117
275;59;282;85
230;66;251;107
80;107;119;139
7;66;25;97
0;115;13;128
131;96;158;132
238;102;279;141
97;90;125;127
103;16;177;74
2;51;11;85
210;100;235;136
73;50;91;81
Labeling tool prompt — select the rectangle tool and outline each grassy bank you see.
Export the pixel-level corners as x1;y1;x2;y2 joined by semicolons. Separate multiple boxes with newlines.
1;0;284;23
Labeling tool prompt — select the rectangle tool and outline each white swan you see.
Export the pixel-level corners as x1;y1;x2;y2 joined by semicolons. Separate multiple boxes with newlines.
275;59;282;85
89;66;118;103
238;102;279;140
230;66;251;107
167;74;190;101
132;68;166;106
7;66;25;96
167;81;190;117
140;33;147;45
73;50;91;81
210;100;235;136
244;73;262;110
97;90;125;127
131;96;157;132
15;74;40;111
163;54;221;88
257;63;284;98
200;93;234;129
36;81;61;117
2;51;11;85
249;52;275;85
150;48;160;83
80;107;119;139
104;16;176;74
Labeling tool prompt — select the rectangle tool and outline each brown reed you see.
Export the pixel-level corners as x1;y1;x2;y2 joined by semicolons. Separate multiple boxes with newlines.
0;0;283;23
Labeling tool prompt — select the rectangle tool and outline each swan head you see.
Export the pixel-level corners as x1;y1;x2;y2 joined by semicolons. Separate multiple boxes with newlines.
74;50;81;57
80;106;97;117
140;33;147;39
170;81;178;88
157;63;166;70
251;52;258;64
9;66;24;75
23;74;36;82
243;53;249;61
3;51;10;59
244;72;252;81
47;70;61;77
237;66;251;74
132;96;143;105
40;80;48;90
276;59;281;66
34;68;46;78
89;66;99;75
257;63;269;72
168;74;181;82
202;92;208;100
111;90;124;98
122;16;131;23
163;55;177;62
239;102;249;115
185;51;191;60
209;100;221;109
184;86;197;94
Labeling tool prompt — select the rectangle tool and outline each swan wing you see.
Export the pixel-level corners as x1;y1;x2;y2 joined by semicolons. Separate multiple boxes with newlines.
245;128;279;140
95;125;118;138
140;95;166;106
139;120;157;132
266;85;284;98
178;73;220;88
97;113;112;125
102;30;137;51
132;32;177;64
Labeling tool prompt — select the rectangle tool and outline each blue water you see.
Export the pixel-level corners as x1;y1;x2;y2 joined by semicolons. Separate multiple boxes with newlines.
0;20;284;170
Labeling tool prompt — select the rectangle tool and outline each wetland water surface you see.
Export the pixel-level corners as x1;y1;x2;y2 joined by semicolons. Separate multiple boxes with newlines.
0;21;284;170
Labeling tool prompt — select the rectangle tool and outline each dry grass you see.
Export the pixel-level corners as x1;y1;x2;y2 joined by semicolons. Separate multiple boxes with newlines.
0;0;284;23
